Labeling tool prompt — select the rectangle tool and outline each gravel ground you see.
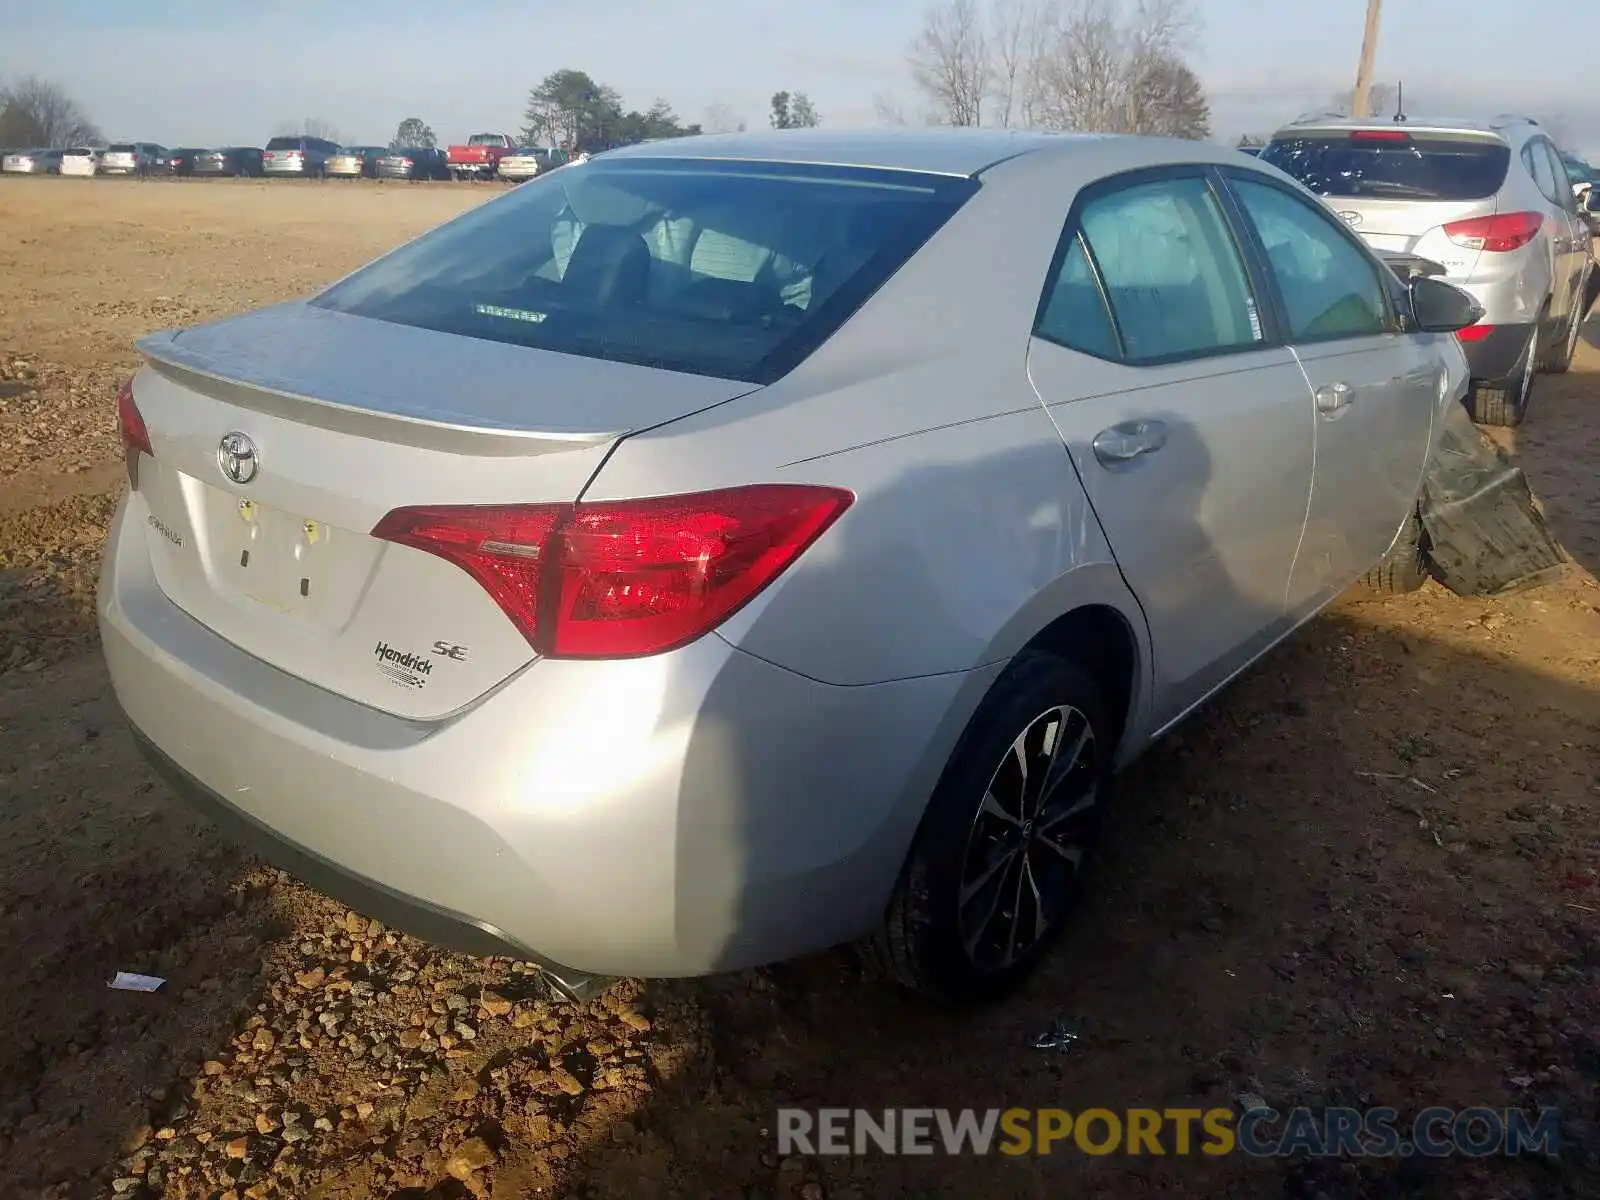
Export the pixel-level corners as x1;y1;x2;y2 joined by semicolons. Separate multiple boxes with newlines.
1;175;1599;1200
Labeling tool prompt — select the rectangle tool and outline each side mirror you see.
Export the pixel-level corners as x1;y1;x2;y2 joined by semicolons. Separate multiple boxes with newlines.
1584;187;1600;214
1410;276;1484;334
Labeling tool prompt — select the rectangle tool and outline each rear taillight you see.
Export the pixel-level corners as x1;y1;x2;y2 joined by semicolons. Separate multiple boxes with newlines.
1443;212;1543;253
372;484;854;658
1455;323;1495;343
116;379;153;489
1349;129;1410;142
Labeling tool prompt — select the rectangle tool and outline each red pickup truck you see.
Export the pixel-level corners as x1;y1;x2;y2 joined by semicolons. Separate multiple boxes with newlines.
445;133;517;180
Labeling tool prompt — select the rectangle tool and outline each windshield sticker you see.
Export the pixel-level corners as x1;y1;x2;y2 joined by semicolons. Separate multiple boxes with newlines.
474;304;547;324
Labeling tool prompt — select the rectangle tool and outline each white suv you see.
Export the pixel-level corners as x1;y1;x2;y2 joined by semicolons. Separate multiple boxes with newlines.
1261;115;1592;426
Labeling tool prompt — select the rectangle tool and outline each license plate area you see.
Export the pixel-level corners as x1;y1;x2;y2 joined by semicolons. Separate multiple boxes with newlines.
215;493;336;616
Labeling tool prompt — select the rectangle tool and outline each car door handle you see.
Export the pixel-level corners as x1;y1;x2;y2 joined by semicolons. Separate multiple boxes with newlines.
1315;382;1354;415
1092;419;1168;465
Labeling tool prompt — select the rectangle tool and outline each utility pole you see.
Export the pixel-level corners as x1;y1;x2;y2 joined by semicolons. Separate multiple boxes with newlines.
1351;0;1384;118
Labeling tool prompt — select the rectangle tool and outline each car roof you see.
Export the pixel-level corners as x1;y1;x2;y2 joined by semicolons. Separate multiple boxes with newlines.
1270;114;1534;141
593;128;1118;178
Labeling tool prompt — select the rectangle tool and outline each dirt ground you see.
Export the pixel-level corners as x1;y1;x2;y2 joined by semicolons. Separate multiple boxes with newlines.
2;175;1599;1200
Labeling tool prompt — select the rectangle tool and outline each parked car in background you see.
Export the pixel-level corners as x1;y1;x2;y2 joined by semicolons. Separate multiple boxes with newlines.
499;146;570;181
376;147;449;181
103;129;1482;1007
327;146;387;179
1262;115;1592;427
59;147;100;176
446;132;517;180
1563;153;1595;204
100;143;169;176
168;149;209;177
2;148;63;174
262;135;340;177
193;147;264;177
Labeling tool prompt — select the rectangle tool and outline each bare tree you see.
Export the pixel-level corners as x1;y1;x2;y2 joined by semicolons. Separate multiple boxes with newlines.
874;93;911;125
990;0;1051;127
789;93;821;128
1028;0;1208;137
1324;81;1396;120
907;0;990;127
703;101;746;134
0;76;101;147
274;117;347;144
1030;0;1126;133
1124;51;1209;139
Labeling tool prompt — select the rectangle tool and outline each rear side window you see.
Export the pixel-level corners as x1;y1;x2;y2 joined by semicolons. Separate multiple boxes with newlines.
1522;142;1561;204
265;137;303;151
1067;175;1263;362
311;158;978;384
1034;235;1119;359
1262;133;1511;201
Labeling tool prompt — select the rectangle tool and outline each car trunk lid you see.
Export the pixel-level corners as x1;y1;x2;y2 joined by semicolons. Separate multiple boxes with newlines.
130;302;758;718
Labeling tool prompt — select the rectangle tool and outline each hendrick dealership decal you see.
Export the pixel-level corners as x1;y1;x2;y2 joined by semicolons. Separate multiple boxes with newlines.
373;640;434;690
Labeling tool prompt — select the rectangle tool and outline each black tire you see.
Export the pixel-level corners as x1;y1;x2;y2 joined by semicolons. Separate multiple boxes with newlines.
866;652;1114;1006
1362;510;1428;594
1467;327;1536;427
1543;294;1585;375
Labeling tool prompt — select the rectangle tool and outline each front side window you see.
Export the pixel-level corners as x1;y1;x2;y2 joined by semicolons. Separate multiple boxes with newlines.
1230;177;1391;341
312;158;977;383
1073;175;1263;362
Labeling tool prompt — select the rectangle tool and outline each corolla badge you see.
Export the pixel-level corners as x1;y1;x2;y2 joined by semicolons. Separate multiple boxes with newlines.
1338;210;1363;226
217;432;260;485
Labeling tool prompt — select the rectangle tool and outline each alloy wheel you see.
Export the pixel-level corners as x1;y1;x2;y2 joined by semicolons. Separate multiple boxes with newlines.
957;704;1099;972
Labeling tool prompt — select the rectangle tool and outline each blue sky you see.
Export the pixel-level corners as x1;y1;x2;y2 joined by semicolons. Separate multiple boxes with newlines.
2;0;1598;156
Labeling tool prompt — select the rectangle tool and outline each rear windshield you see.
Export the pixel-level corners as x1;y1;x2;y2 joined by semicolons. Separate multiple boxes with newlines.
265;137;303;151
1261;133;1511;201
108;144;136;153
311;158;977;384
468;134;502;145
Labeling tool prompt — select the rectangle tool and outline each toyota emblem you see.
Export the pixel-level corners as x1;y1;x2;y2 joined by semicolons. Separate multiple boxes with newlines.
217;432;260;485
1338;210;1363;226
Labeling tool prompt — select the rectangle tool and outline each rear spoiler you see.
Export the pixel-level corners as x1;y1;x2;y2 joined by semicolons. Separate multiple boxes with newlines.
135;331;622;458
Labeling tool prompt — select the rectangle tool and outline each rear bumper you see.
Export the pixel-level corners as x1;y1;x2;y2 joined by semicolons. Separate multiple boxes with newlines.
1459;322;1533;384
99;492;979;978
129;727;605;996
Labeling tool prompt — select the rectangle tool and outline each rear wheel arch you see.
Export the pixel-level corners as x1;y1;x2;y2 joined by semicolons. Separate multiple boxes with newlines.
1018;603;1140;754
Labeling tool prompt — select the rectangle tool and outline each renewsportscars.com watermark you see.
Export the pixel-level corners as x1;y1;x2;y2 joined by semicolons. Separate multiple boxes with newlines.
776;1106;1562;1158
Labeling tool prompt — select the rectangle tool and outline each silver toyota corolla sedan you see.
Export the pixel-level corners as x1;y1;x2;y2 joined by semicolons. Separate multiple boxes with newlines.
100;129;1478;1005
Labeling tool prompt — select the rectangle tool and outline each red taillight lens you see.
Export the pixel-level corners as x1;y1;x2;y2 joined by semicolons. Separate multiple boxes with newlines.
372;484;853;659
116;378;152;488
1455;323;1495;343
1443;212;1543;253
